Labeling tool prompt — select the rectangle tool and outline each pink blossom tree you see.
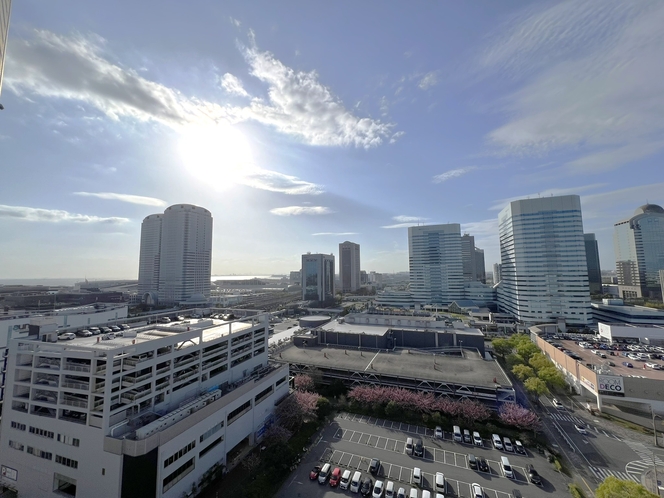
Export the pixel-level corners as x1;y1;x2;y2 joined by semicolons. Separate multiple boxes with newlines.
262;424;293;447
457;399;491;424
498;403;541;430
293;374;315;392
276;390;322;430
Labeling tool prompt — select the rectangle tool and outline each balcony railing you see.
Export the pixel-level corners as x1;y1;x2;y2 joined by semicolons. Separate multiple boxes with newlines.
64;363;91;373
61;381;90;391
62;397;88;409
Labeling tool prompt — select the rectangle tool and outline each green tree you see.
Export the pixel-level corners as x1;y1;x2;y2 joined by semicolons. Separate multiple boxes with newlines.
385;400;400;418
529;353;550;372
515;341;540;364
524;377;549;396
492;338;513;357
595;476;658;498
512;364;535;381
316;397;333;420
506;353;525;369
537;367;567;389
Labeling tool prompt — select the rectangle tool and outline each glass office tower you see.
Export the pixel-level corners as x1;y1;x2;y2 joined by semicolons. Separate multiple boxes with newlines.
497;195;591;326
301;253;335;302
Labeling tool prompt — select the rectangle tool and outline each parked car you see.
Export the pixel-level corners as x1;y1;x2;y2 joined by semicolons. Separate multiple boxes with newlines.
434;426;443;439
478;457;489;473
110;325;122;332
396;488;406;498
472;483;484;498
100;327;112;334
473;431;483;446
623;362;634;368
372;480;385;498
468;454;478;470
58;332;76;341
360;477;374;497
369;458;381;475
77;329;92;337
491;434;503;450
503;438;514;452
309;465;321;480
514;440;525;454
318;463;331;484
88;327;101;335
527;464;542;486
329;467;342;487
120;324;130;330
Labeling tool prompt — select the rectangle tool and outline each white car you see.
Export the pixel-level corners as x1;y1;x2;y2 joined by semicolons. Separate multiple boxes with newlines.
373;480;385;498
574;424;587;435
434;426;443;439
472;483;484;498
552;398;563;409
473;431;483;446
58;332;76;341
396;488;406;498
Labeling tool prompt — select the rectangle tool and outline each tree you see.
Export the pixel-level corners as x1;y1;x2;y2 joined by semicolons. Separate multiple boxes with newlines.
498;403;541;431
537;366;567;389
515;341;540;364
505;353;525;369
512;364;535;381
528;353;550;372
457;399;491;424
595;476;658;498
316;396;333;420
524;377;549;396
492;338;513;357
275;390;322;430
293;374;315;392
262;424;292;447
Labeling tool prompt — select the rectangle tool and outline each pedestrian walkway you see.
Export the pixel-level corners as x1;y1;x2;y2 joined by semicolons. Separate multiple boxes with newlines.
625;440;664;464
589;465;639;482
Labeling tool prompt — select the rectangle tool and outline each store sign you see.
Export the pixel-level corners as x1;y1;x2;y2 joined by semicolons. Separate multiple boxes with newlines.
597;375;624;397
580;376;596;393
1;465;17;481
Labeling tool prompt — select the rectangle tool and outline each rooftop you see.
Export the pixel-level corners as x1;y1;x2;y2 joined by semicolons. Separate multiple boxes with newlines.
278;345;510;388
319;320;484;337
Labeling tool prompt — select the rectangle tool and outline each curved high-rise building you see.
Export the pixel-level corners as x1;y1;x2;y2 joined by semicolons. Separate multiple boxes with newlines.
138;204;213;304
614;203;664;300
0;0;11;99
497;195;591;326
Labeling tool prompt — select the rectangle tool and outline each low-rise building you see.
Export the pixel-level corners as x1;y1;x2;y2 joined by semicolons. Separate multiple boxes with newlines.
591;299;664;325
0;316;288;497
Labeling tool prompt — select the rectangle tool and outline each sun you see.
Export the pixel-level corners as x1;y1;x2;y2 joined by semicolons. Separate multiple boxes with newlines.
177;123;253;187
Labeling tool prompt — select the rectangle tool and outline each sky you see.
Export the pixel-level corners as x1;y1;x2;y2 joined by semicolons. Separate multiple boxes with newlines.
1;0;663;279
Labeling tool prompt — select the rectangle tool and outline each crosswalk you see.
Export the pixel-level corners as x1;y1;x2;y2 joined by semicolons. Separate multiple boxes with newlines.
624;440;664;464
548;412;621;439
589;465;639;482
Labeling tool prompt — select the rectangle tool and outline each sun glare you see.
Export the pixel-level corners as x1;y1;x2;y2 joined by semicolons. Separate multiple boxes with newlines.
178;124;253;187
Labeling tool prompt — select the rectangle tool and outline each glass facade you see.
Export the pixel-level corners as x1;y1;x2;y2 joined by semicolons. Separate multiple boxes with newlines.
301;254;335;302
584;233;602;294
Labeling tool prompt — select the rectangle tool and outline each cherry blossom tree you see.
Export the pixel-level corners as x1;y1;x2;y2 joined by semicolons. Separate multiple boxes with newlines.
498;403;541;430
276;390;322;430
262;424;292;447
293;374;315;392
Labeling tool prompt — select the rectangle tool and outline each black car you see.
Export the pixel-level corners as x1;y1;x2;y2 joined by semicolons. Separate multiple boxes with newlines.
369;458;381;475
414;438;424;457
468;454;478;470
360;477;373;496
478;457;489;473
527;464;542;486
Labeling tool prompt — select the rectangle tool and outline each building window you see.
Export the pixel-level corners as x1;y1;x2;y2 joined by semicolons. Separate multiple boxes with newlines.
227;400;251;425
200;421;224;443
57;434;80;447
9;440;24;451
164;441;196;468
27;446;52;460
276;375;287;386
162;458;195;493
255;385;273;404
10;421;26;431
29;426;55;439
199;436;223;458
55;455;79;469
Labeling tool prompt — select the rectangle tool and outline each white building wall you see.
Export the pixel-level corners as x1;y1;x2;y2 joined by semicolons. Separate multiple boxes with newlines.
138;214;163;296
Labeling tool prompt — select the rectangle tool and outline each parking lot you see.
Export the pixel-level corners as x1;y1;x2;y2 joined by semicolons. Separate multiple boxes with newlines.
276;413;569;498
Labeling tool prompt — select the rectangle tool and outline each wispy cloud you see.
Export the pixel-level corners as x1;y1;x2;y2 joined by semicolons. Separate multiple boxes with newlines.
480;1;664;171
7;30;396;149
489;183;608;211
241;170;323;195
73;192;167;206
432;167;477;184
0;204;129;224
418;71;439;90
270;206;333;216
312;232;358;236
220;73;249;98
382;215;430;229
230;17;241;28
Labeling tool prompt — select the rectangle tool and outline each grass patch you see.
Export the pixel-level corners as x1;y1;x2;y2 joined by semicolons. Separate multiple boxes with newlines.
568;483;587;498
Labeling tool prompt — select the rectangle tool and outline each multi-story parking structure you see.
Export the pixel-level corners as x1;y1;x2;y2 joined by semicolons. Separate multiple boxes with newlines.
0;316;289;498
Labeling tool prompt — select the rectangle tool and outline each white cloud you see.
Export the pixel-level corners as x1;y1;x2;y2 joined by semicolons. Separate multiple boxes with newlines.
7;30;396;149
270;206;333;216
73;192;167;206
230;17;241;27
489;182;608;211
482;1;664;170
418;71;439;90
432;167;477;184
390;131;405;144
0;204;129;224
220;73;249;98
392;215;428;223
312;232;358;236
240;170;323;195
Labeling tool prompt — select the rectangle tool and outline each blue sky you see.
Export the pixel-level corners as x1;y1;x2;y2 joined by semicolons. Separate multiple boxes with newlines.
1;0;663;279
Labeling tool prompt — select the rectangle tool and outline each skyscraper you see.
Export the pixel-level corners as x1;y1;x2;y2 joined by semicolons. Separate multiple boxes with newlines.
493;263;502;285
0;0;11;98
474;247;486;283
497;195;591;326
408;224;464;305
138;204;213;304
584;233;602;295
614;204;664;300
460;234;476;282
339;241;361;293
301;253;335;302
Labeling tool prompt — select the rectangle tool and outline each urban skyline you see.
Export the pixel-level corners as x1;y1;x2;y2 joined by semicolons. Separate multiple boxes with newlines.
1;1;663;279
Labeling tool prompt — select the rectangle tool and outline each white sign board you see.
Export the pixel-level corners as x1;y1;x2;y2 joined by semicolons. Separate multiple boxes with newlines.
597;374;624;397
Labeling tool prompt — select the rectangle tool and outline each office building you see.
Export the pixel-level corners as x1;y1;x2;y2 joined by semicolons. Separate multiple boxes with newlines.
408;224;464;305
584;233;602;295
138;205;213;305
0;316;288;498
614;204;664;300
497;195;591;326
0;0;11;98
301;253;335;302
460;235;476;283
474;247;486;284
289;271;301;286
338;241;361;293
493;263;502;285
